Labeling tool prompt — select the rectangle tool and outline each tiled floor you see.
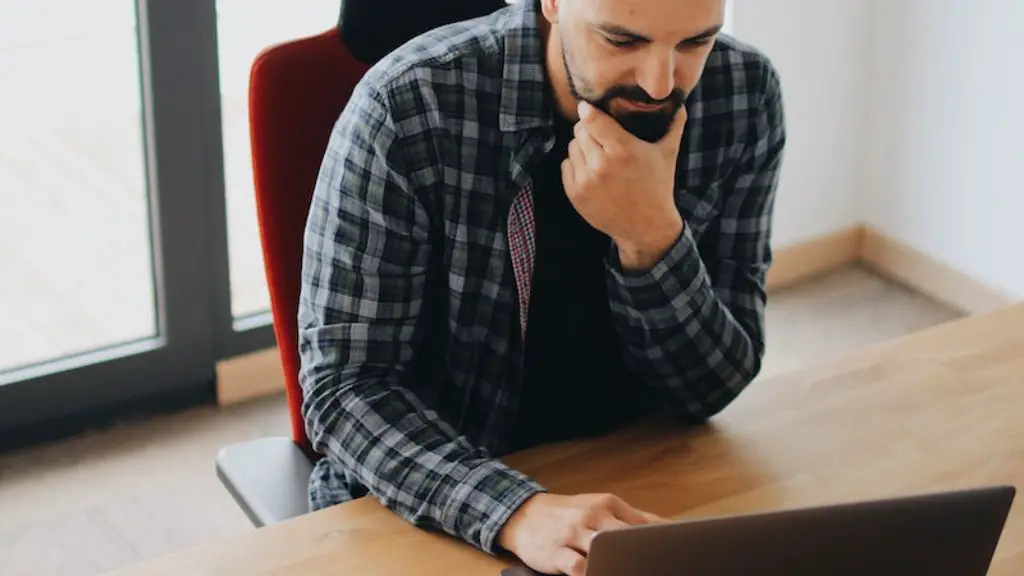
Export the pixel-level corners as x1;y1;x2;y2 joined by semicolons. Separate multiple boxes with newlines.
0;266;963;576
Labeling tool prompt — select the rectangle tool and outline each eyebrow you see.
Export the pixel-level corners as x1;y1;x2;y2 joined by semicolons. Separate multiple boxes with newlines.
597;23;723;46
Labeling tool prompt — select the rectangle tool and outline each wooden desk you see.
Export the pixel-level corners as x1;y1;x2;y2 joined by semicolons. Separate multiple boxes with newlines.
112;304;1024;575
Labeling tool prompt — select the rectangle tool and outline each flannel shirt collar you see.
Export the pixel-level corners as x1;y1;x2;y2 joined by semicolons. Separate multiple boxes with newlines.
498;0;554;133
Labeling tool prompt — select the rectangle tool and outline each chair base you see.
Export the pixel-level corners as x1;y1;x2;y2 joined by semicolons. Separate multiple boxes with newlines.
216;436;315;527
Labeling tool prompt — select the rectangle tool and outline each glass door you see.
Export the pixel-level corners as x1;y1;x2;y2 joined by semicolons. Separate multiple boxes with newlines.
0;1;158;375
0;0;221;448
0;0;346;450
210;0;341;354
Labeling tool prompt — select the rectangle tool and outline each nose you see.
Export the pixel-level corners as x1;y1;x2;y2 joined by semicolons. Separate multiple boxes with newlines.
636;50;676;102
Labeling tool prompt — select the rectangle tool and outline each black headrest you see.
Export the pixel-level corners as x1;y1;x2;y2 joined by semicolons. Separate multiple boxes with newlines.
339;0;510;64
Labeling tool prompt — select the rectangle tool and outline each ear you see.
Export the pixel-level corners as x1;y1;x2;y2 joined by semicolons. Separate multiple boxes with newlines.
539;0;560;23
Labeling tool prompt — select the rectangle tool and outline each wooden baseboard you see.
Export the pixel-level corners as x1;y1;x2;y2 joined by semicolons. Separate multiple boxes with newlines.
215;347;286;406
215;224;1017;406
860;227;1019;315
766;226;865;292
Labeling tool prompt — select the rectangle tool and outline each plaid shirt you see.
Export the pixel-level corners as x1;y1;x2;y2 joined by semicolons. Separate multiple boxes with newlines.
298;0;785;555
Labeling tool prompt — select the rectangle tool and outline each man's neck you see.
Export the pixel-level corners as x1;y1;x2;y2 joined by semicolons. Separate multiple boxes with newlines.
538;15;579;124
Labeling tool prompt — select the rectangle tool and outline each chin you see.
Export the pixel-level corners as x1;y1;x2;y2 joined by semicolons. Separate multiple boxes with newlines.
611;112;674;143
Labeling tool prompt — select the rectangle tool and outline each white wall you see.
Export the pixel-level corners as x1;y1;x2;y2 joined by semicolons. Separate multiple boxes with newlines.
734;0;871;247
865;0;1024;299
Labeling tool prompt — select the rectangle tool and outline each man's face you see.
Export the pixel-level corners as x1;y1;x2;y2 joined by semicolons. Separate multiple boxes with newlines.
545;0;725;142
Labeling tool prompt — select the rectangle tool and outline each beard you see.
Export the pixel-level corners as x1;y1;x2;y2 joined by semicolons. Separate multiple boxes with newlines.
563;43;687;143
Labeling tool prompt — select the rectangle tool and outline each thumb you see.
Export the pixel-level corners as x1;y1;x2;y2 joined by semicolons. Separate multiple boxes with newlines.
661;105;689;152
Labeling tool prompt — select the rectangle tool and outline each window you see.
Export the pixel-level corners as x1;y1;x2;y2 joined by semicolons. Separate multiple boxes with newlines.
0;0;339;447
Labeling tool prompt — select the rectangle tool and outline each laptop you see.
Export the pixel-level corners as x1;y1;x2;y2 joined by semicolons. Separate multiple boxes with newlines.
501;485;1016;576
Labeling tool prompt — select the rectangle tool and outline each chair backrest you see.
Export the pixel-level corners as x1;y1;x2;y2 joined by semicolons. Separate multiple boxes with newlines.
249;28;367;451
248;0;509;451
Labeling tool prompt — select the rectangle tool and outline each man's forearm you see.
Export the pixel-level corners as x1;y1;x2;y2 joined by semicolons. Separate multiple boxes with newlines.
606;224;765;420
302;369;545;553
614;213;685;273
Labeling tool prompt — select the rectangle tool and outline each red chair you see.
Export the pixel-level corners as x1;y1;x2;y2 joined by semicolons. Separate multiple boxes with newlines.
214;27;368;527
215;0;508;527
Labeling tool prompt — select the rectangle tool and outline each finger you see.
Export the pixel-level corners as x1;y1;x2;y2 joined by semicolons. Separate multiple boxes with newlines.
591;515;631;534
567;523;598;555
553;547;587;576
566;139;590;188
577;101;627;154
660;105;689;152
568;515;631;559
643;511;670;524
577;512;630;551
569;516;598;553
572;123;605;169
567;138;586;173
567;513;623;555
560;158;576;192
608;498;653;526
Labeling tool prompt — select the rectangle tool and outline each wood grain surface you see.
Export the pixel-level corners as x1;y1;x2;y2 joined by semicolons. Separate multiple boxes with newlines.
109;304;1024;576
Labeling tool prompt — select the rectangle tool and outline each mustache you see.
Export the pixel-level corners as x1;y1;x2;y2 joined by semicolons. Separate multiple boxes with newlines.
599;85;687;108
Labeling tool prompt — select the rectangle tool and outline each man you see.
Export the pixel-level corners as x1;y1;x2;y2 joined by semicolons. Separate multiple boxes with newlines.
297;0;785;573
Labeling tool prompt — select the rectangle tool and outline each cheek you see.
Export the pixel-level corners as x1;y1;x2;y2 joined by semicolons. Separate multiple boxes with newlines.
578;37;635;82
592;56;643;89
590;64;631;93
676;49;714;91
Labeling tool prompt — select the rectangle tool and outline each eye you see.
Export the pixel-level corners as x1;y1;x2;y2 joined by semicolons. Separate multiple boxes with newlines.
681;37;715;50
604;36;637;48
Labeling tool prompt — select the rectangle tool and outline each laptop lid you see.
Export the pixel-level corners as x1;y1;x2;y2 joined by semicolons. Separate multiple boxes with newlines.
502;485;1015;576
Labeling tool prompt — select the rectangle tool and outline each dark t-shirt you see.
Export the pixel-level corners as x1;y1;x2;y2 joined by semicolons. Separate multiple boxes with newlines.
507;114;647;453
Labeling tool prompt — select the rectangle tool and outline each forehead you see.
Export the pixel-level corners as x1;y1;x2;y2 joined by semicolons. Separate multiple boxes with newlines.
570;0;725;36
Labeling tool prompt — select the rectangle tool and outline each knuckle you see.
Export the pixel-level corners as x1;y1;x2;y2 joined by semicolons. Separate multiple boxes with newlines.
581;169;594;186
577;504;599;525
571;521;590;544
596;493;620;509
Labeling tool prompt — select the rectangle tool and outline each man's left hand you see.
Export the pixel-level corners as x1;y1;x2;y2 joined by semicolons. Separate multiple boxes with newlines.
562;100;687;271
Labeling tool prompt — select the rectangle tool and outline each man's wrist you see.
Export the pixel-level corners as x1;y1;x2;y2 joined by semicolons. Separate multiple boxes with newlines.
497;492;543;553
615;216;684;272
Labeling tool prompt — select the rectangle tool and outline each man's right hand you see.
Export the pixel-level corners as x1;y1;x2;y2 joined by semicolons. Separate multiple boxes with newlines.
497;493;664;576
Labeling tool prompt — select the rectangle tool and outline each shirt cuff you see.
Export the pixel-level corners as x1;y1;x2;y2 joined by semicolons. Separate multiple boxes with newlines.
440;459;546;554
607;223;712;313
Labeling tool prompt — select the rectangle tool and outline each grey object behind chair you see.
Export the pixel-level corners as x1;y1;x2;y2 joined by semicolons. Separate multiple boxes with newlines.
215;437;315;526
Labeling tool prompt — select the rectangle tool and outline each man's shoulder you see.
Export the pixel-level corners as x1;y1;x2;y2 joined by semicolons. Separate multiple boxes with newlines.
352;6;513;117
698;33;783;109
680;35;785;189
